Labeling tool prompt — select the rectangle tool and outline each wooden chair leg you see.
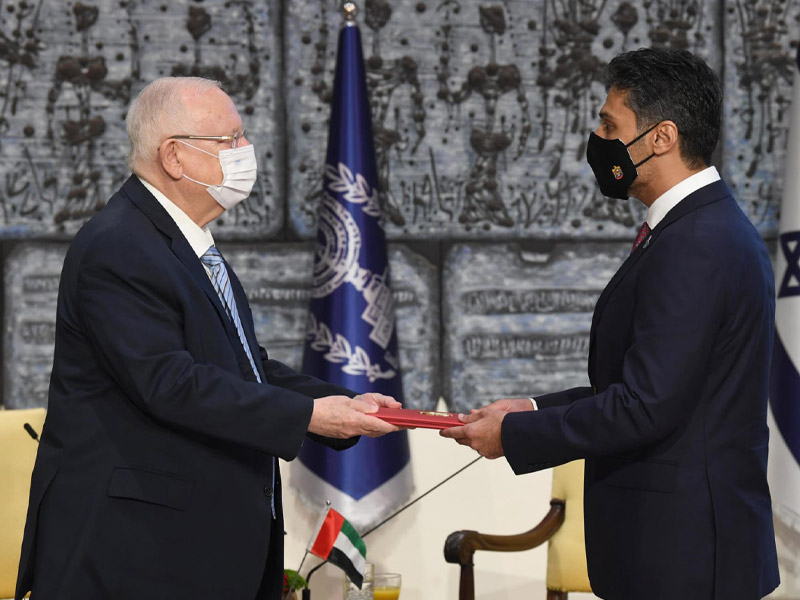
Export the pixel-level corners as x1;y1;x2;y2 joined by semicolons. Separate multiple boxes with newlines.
458;562;474;600
547;591;568;600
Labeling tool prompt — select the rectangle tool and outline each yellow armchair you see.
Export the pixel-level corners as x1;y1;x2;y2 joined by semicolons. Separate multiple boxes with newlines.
444;459;592;599
0;408;46;600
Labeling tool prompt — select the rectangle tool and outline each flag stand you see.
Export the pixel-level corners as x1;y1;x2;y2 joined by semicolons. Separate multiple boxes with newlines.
298;456;482;597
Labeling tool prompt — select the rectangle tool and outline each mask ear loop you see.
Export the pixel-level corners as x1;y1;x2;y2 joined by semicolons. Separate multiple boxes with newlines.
183;173;217;188
626;122;660;168
624;122;659;149
633;153;656;169
174;139;221;188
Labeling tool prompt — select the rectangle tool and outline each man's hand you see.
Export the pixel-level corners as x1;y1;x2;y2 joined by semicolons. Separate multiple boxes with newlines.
439;407;507;459
353;392;402;410
479;397;535;413
308;395;400;439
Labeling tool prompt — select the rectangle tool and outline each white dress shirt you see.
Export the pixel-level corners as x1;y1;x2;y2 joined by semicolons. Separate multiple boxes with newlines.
138;177;216;275
646;166;720;229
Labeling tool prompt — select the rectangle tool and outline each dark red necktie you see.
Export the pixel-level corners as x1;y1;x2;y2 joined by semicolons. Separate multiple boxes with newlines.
631;221;651;253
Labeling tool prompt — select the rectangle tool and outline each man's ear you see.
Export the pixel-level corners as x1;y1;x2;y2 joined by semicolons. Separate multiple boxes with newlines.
652;120;679;156
159;140;184;180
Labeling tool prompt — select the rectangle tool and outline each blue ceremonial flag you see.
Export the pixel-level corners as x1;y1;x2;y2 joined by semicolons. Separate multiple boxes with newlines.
293;8;412;530
768;44;800;591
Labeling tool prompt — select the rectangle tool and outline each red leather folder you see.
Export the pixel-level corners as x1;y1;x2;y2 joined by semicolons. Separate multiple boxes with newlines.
374;407;462;430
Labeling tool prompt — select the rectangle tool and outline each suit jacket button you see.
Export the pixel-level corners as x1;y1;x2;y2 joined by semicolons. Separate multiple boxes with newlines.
264;486;273;497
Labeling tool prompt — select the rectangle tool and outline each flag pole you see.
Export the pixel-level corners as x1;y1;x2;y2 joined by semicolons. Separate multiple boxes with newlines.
342;0;356;23
361;456;483;538
283;551;310;600
286;501;331;600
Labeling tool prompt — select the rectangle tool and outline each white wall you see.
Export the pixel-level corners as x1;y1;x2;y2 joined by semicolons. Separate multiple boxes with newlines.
281;427;601;600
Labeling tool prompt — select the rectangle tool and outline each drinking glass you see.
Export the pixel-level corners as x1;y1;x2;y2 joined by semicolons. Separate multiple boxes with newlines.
344;563;373;600
373;573;401;600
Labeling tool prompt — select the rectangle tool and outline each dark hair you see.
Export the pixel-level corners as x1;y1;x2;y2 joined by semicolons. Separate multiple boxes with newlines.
604;48;722;168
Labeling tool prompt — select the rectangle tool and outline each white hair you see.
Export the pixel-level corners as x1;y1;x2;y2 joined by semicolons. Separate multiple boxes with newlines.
126;77;222;173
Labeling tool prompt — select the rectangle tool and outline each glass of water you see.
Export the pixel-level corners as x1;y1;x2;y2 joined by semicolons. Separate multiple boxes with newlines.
344;563;373;599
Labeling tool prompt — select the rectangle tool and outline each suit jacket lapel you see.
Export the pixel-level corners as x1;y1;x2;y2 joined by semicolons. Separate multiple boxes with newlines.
588;241;650;380
120;176;259;382
591;236;650;336
170;236;253;378
588;179;733;379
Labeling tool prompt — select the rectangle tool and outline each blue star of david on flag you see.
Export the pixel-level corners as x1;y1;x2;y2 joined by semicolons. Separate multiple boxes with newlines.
778;231;800;298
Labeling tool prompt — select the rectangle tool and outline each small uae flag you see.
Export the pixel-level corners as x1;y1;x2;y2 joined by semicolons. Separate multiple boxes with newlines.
308;507;367;588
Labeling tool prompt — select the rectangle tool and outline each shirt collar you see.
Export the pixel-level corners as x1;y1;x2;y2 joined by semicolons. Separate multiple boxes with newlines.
646;166;720;229
138;176;215;258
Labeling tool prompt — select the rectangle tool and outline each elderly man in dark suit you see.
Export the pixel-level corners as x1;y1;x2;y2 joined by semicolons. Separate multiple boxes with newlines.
442;48;779;600
16;77;400;600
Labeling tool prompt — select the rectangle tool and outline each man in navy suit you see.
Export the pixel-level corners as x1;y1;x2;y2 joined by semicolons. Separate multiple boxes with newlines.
442;48;780;599
16;77;400;600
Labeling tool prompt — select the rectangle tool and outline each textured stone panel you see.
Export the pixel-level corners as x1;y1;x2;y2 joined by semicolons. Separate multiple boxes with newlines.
388;244;440;410
722;0;800;238
443;242;628;413
224;244;316;371
222;242;441;409
0;0;282;239
286;0;721;240
3;243;67;408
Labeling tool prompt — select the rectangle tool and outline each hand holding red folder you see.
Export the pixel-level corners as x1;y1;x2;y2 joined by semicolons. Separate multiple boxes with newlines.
374;407;462;430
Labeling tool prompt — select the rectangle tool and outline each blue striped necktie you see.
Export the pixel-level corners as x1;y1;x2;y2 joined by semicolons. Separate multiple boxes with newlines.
201;245;276;518
201;246;261;383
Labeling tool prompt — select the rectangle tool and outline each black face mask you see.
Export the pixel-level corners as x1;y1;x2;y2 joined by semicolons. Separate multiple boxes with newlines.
585;124;657;199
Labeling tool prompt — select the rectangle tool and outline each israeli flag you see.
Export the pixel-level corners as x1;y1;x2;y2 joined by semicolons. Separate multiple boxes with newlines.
768;45;800;593
292;13;412;530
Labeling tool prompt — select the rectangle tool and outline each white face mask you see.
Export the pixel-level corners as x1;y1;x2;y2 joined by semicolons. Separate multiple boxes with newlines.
178;141;258;210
